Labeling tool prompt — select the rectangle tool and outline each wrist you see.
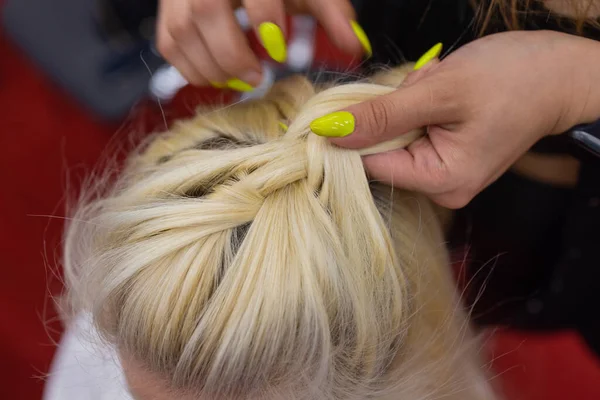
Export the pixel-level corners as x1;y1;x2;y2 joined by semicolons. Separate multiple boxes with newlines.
556;35;600;134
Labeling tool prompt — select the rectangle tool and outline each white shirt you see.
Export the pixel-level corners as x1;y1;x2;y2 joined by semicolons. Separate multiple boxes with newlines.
44;315;497;400
44;314;133;400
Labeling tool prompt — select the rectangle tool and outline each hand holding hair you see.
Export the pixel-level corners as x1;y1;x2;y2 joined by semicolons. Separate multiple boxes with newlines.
310;30;600;208
156;0;370;91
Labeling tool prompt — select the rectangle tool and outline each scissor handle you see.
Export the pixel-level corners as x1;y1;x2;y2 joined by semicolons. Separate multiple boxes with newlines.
569;118;600;158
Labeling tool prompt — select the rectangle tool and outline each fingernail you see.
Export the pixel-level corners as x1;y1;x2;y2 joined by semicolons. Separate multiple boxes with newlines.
350;20;372;58
210;81;225;88
226;78;254;92
414;43;443;71
310;111;355;137
258;22;287;63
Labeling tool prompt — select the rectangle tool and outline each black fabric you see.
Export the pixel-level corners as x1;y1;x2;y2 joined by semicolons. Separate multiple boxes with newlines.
356;0;600;359
96;0;158;42
447;157;600;358
447;171;574;326
357;0;475;68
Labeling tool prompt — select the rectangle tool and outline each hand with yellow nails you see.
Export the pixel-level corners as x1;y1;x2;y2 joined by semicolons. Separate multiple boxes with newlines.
156;0;372;91
310;30;600;209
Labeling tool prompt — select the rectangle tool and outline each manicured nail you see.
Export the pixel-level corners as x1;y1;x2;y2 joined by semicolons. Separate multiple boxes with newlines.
414;43;443;71
210;81;225;88
258;22;287;63
226;78;254;92
310;111;355;137
350;20;372;57
278;121;289;131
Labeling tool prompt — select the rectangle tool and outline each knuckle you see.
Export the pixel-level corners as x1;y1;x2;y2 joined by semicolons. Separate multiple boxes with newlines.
425;171;453;197
190;76;207;86
446;178;478;208
218;49;249;75
427;166;450;189
414;151;449;190
168;19;193;38
183;70;203;85
206;68;228;82
365;99;394;138
437;191;472;209
156;34;175;58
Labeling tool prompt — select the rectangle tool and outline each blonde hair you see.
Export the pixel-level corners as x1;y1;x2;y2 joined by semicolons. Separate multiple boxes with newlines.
62;67;498;400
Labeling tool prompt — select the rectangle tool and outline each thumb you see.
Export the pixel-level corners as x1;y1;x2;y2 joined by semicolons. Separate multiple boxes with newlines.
309;43;449;149
309;74;452;149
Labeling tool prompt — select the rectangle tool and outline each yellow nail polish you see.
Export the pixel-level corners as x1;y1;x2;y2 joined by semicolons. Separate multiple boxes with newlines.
278;121;289;131
310;111;355;137
226;78;254;92
350;20;372;58
258;22;287;63
210;81;225;88
414;43;443;71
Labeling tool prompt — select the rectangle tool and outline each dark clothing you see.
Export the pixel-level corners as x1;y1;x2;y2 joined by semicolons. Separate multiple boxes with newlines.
448;160;600;358
354;0;600;358
96;0;158;42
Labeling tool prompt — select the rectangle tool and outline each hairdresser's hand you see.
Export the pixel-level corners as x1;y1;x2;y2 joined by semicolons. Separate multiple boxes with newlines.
310;30;600;208
156;0;370;90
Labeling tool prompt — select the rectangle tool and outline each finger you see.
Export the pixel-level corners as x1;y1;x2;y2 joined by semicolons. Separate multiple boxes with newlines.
310;74;459;149
156;26;207;86
244;0;287;63
362;135;450;193
168;52;208;87
156;2;203;84
192;0;263;88
178;35;230;86
159;1;229;86
302;0;368;56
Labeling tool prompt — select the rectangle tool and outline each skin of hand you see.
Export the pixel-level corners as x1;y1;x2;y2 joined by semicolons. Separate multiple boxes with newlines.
156;0;371;91
309;30;600;209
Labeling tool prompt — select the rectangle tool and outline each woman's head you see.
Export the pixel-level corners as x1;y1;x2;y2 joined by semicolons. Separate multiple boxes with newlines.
63;69;495;399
